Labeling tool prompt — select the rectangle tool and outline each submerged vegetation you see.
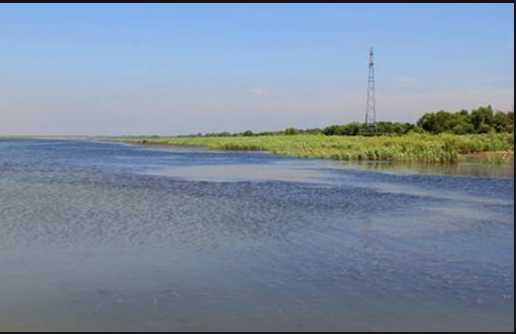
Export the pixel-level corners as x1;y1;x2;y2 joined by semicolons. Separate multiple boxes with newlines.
117;107;514;164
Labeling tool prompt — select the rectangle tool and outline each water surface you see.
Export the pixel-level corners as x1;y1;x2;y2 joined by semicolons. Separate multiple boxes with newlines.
0;139;513;331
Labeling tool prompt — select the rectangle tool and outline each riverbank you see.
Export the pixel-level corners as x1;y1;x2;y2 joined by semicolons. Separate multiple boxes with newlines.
115;133;514;164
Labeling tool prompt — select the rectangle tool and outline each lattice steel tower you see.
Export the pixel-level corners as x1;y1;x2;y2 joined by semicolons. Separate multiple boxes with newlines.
365;47;376;125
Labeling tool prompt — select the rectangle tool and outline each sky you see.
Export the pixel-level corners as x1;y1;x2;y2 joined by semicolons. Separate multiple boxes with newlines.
0;3;514;136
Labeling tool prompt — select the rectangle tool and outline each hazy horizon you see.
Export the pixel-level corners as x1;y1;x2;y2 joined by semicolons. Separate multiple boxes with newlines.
0;3;514;136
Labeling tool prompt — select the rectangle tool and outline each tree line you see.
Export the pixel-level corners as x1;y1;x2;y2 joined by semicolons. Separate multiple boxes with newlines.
177;106;514;137
416;106;513;134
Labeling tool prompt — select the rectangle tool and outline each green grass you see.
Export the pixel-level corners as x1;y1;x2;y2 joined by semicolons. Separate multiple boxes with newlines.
116;133;514;164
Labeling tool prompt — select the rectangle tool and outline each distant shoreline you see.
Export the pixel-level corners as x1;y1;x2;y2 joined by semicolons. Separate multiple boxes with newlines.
113;133;515;165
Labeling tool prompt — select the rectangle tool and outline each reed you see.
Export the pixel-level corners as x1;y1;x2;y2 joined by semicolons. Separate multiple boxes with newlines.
117;133;514;164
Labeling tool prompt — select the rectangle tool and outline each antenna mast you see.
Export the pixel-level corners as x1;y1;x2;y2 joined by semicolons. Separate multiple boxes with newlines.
365;47;376;126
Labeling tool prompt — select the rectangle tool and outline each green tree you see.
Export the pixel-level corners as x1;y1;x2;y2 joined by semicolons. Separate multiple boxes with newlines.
285;127;299;135
493;112;512;133
471;106;494;133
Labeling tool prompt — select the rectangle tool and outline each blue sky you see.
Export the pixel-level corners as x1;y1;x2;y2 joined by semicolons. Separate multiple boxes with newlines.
0;3;514;135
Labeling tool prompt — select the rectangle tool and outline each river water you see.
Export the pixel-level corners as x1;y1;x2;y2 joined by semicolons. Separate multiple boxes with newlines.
0;139;513;331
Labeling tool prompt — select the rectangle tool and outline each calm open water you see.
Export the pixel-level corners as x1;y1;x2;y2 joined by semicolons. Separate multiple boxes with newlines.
0;139;514;331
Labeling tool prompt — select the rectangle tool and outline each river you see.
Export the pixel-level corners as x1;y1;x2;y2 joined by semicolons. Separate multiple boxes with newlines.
0;139;513;331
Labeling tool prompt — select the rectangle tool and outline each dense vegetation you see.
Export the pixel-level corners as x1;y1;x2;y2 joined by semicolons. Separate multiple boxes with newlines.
174;106;513;138
417;106;514;134
191;122;417;138
117;106;514;164
119;133;514;164
322;122;417;136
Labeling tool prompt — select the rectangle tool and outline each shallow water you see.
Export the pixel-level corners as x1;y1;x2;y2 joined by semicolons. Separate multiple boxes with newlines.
0;139;514;331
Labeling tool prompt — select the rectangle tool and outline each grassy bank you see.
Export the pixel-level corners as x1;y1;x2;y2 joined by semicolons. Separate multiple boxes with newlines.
117;133;514;164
